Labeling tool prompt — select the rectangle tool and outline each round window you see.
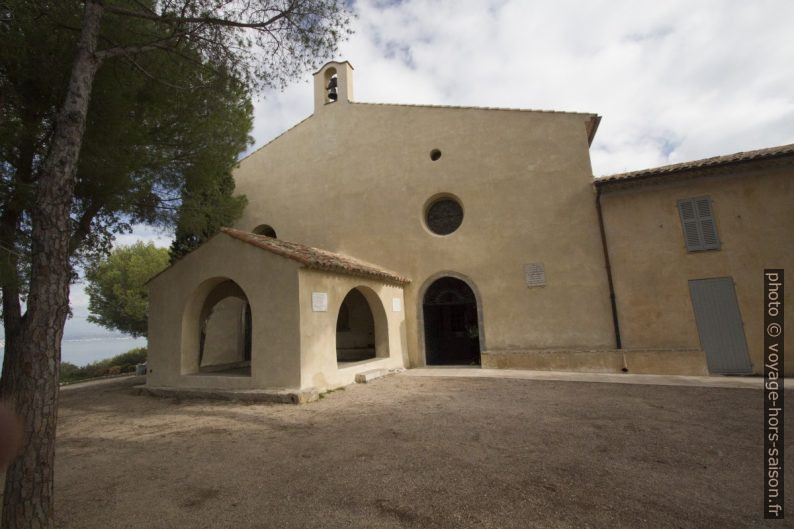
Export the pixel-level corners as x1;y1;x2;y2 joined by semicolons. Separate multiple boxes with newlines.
426;197;463;235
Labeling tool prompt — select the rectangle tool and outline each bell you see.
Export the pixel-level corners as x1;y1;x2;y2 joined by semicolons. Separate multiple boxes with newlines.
327;76;338;102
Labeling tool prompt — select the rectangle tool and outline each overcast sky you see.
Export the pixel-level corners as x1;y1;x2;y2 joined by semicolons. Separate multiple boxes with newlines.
249;0;794;175
60;0;794;339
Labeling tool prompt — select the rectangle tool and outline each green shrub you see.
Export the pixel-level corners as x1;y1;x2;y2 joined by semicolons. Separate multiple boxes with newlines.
59;347;147;384
109;347;147;371
59;362;84;384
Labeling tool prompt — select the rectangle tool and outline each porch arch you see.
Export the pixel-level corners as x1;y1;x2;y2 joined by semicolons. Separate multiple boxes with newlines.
181;277;252;376
335;286;389;363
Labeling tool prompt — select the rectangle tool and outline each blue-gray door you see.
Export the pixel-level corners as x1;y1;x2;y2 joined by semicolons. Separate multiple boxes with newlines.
688;277;752;374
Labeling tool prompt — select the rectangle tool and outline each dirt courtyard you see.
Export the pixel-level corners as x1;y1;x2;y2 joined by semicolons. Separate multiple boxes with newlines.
5;373;791;528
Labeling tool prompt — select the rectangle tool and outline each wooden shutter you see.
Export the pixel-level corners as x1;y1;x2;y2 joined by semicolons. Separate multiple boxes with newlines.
677;198;703;251
677;196;720;252
694;196;720;249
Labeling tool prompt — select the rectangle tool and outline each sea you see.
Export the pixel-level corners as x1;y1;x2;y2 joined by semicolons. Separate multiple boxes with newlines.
0;336;148;373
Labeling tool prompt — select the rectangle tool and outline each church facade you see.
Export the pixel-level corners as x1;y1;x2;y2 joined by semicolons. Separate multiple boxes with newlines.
145;61;793;397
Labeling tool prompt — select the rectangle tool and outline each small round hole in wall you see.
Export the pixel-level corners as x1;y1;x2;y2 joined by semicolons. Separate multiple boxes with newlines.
430;149;442;161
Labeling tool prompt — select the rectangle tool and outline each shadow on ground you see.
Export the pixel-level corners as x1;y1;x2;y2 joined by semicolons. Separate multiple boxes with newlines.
11;375;791;528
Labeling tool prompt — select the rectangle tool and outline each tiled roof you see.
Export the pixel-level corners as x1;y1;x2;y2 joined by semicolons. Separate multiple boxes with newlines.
221;228;410;285
596;143;794;187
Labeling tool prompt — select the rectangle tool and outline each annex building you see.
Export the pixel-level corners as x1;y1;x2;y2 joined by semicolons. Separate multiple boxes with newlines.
146;61;793;398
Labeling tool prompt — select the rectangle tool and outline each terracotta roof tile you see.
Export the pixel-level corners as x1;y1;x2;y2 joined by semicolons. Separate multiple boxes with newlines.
221;228;410;285
596;143;794;186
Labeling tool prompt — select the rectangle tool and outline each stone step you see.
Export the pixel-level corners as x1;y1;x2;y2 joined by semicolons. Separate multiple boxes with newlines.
355;367;405;384
134;385;319;404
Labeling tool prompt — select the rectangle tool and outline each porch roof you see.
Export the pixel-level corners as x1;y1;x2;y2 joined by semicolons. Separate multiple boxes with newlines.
220;228;410;285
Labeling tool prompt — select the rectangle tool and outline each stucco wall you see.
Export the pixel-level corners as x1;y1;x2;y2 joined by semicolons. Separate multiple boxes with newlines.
147;235;302;389
234;94;616;366
297;269;407;390
200;296;246;368
600;165;793;375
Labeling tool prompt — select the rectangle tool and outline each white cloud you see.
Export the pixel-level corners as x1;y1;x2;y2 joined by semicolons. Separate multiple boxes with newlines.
112;224;173;249
26;0;791;346
247;0;794;175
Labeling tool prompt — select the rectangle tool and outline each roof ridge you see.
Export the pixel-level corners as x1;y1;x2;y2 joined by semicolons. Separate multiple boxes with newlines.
596;142;794;184
350;100;597;117
220;228;410;285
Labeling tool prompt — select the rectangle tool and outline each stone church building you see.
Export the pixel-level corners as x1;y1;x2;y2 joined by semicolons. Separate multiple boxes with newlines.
145;61;793;399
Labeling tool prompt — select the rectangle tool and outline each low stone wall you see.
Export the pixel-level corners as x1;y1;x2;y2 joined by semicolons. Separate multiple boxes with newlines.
481;349;708;376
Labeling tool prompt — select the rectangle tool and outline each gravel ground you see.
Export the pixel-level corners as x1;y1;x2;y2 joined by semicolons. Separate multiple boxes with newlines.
3;373;791;528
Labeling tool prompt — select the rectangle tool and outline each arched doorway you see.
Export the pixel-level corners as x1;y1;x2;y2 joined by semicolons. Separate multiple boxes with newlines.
335;288;376;363
423;277;481;365
198;280;252;375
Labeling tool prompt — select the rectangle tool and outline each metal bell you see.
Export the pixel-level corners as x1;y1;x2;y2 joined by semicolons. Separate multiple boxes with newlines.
327;77;338;101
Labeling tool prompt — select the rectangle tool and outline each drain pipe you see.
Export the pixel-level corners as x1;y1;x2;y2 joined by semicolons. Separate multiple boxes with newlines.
595;185;622;350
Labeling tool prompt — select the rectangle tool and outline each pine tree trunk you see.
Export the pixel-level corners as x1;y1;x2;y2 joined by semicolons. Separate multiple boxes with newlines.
0;284;22;401
0;116;41;402
0;2;103;528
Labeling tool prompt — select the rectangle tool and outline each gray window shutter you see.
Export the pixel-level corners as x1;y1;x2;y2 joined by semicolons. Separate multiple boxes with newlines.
694;196;720;250
677;198;703;251
677;196;720;252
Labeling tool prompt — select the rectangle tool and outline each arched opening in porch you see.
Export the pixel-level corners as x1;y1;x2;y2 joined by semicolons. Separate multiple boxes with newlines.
335;287;389;364
194;279;252;376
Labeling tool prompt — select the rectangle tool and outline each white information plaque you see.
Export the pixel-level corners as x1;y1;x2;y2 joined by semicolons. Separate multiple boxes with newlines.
312;292;328;312
524;263;546;287
392;298;402;312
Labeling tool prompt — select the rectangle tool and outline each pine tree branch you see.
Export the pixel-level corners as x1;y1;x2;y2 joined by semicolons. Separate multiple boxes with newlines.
95;39;174;60
103;4;290;30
